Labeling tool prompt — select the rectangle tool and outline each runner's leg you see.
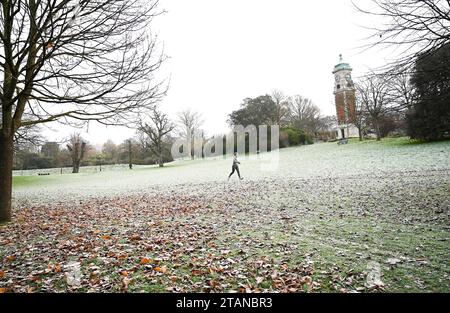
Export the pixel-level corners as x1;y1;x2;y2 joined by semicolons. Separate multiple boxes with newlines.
228;166;236;179
236;166;241;179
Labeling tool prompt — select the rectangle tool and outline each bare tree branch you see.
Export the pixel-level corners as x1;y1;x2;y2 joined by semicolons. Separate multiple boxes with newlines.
354;0;450;72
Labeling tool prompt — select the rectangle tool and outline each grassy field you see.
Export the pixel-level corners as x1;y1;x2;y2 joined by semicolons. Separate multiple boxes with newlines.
1;138;449;293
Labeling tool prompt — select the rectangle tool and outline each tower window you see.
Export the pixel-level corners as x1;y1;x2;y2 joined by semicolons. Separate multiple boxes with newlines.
337;84;341;89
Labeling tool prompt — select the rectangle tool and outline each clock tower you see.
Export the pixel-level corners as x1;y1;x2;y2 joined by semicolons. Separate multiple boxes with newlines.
333;54;358;139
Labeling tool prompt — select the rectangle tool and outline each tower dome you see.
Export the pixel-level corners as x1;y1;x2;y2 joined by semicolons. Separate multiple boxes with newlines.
333;54;353;74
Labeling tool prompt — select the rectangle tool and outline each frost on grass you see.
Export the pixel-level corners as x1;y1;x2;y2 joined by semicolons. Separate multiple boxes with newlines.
2;140;450;293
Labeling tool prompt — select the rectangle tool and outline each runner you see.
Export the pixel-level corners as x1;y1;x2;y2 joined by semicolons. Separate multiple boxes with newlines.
228;152;244;181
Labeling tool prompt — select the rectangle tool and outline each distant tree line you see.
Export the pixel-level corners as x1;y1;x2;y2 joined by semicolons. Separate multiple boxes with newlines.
13;134;174;172
228;91;342;151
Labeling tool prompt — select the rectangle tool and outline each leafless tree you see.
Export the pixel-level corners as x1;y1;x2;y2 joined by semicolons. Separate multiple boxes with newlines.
102;140;118;164
354;0;450;70
0;0;166;222
139;106;175;167
388;72;416;113
287;95;322;136
355;75;391;141
176;109;203;160
353;90;369;141
66;133;87;173
271;90;289;126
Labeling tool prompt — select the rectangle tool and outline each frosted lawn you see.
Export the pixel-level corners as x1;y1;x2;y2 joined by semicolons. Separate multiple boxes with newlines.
12;138;450;203
2;138;449;293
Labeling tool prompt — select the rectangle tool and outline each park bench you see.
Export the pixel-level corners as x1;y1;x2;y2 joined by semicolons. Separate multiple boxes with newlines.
337;139;349;145
38;173;51;176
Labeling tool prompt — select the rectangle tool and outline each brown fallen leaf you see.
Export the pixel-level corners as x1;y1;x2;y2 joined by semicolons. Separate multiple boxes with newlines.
301;276;313;286
5;255;16;262
209;280;219;289
140;257;152;265
100;235;111;240
191;269;205;276
117;253;128;260
122;277;132;291
155;266;167;273
0;287;8;293
0;270;5;279
129;235;142;241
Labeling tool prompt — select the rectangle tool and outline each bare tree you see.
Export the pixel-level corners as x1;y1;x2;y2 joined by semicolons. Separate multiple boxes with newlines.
177;110;203;160
139;107;175;167
0;0;166;222
389;72;416;112
102;140;118;164
287;95;322;136
354;0;450;70
353;91;369;141
67;133;87;173
355;75;391;141
271;90;289;126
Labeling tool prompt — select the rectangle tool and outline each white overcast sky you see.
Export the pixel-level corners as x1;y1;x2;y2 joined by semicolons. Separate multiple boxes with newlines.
43;0;392;147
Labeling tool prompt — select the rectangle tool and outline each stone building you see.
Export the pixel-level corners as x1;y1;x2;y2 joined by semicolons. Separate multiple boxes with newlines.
332;55;359;139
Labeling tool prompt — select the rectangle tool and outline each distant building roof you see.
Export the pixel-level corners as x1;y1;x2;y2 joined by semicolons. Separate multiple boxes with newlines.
333;54;352;73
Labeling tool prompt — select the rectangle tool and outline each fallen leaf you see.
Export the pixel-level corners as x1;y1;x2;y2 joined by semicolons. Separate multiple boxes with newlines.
122;277;131;291
5;255;16;262
140;257;152;265
155;266;167;273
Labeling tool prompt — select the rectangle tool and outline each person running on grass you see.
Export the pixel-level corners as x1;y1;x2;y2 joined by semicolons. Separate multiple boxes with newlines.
228;152;244;181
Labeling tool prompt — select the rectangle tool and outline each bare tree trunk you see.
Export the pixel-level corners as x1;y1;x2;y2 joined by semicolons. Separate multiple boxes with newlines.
72;162;80;174
128;140;133;170
0;133;13;223
358;127;363;141
191;137;195;160
375;120;381;141
69;139;86;174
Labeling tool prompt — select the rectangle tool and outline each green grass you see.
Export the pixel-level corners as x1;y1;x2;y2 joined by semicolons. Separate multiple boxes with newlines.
349;136;450;147
13;175;56;188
